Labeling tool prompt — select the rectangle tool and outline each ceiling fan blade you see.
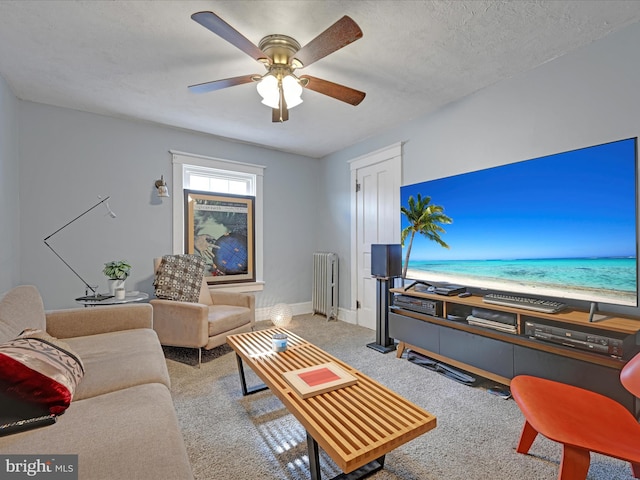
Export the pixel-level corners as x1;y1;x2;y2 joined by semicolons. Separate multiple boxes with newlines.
191;11;267;62
272;106;289;123
294;16;363;68
188;74;257;94
300;75;366;106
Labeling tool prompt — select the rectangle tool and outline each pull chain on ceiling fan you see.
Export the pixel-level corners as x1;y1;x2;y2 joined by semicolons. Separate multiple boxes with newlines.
188;11;366;122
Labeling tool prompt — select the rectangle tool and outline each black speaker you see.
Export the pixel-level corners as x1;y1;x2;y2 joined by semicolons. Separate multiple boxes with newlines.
371;244;402;278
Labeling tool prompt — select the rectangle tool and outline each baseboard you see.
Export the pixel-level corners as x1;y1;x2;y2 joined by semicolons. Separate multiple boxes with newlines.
257;303;356;324
256;301;312;322
339;308;357;325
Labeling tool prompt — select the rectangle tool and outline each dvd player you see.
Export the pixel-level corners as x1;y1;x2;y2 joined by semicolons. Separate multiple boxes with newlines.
434;284;466;296
410;282;466;296
524;321;628;358
392;295;443;317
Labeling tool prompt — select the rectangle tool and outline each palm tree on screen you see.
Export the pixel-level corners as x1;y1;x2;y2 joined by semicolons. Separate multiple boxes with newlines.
400;194;453;279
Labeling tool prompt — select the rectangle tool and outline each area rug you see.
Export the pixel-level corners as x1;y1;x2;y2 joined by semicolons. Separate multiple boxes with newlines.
163;314;634;480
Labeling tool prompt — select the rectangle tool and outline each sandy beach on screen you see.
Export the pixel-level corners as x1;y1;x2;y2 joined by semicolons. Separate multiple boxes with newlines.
405;268;636;307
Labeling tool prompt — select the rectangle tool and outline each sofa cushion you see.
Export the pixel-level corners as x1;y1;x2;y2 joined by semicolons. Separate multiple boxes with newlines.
0;285;46;344
154;254;206;303
0;329;84;415
0;383;194;480
207;305;252;337
65;329;170;401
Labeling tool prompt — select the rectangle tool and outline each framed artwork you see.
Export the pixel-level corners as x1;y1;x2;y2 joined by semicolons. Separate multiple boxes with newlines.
184;190;255;284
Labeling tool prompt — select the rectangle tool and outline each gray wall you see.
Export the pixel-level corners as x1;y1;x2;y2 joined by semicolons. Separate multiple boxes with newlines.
0;75;19;293
320;21;640;317
17;101;320;309
6;20;640;318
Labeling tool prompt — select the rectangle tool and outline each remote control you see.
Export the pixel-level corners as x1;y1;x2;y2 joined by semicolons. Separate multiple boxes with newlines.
458;292;472;298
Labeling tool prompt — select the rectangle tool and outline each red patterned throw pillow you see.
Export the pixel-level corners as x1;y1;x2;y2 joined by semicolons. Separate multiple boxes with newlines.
0;329;85;415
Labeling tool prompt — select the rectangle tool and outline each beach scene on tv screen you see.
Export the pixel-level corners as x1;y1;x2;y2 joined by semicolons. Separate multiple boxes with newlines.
401;138;638;306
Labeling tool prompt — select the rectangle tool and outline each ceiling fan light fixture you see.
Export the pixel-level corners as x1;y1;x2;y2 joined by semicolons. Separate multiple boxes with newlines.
256;72;303;110
256;74;279;108
282;74;303;108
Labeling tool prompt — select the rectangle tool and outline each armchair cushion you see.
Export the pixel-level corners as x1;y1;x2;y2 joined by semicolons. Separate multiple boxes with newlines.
208;305;252;337
153;254;206;303
210;290;252;307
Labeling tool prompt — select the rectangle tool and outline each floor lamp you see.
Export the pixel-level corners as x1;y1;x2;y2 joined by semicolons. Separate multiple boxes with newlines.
43;196;117;300
366;244;402;354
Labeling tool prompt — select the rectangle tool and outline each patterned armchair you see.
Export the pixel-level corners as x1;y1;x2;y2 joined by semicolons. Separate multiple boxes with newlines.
150;255;255;367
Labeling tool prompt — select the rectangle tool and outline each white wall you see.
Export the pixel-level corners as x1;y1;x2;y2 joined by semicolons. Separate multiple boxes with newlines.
18;102;320;309
320;21;640;317
0;75;19;293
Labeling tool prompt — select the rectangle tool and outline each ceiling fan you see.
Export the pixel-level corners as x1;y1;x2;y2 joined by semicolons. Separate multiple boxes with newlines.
188;11;366;122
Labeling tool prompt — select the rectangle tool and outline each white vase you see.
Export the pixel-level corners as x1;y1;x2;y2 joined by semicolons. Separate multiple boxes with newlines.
108;279;126;295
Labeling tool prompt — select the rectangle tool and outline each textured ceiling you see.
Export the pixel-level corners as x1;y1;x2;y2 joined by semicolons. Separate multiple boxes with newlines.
1;1;640;158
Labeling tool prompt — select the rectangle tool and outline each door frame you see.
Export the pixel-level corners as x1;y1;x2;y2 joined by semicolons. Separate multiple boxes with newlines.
349;142;402;323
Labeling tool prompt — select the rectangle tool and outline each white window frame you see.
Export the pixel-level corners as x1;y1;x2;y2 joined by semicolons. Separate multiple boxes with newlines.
170;150;265;292
182;164;255;195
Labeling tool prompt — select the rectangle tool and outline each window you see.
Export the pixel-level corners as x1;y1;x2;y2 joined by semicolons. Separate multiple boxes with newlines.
183;164;255;196
170;150;265;291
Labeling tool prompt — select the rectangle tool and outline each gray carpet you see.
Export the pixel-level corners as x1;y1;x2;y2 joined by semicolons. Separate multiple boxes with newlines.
163;315;635;480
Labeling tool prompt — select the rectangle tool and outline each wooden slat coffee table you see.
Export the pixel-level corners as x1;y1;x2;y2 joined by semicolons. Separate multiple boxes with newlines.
227;327;437;480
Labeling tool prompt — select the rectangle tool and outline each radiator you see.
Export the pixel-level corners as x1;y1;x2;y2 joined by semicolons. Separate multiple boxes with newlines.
312;252;338;321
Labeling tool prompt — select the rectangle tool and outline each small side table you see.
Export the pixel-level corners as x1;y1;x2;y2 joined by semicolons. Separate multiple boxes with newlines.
76;291;149;307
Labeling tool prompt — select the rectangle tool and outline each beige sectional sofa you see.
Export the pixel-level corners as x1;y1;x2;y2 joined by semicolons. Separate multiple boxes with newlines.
0;285;193;479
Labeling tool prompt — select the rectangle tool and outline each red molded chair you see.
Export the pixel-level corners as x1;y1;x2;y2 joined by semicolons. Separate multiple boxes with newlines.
511;354;640;480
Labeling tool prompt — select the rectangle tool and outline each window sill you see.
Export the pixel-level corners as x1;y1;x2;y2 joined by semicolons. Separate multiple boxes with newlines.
208;281;265;293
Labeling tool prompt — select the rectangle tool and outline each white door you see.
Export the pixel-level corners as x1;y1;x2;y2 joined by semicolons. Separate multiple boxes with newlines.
351;144;401;330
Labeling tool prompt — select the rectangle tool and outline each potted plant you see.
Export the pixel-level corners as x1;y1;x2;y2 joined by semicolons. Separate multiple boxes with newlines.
103;260;132;294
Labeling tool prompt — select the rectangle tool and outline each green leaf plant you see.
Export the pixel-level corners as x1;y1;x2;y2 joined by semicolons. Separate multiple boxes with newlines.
400;194;453;279
102;260;132;280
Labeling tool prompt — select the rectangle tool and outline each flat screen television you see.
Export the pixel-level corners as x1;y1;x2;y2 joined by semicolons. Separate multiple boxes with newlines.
401;137;638;307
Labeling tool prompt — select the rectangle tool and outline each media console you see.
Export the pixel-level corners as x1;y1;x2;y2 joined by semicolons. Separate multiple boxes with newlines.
388;288;640;414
